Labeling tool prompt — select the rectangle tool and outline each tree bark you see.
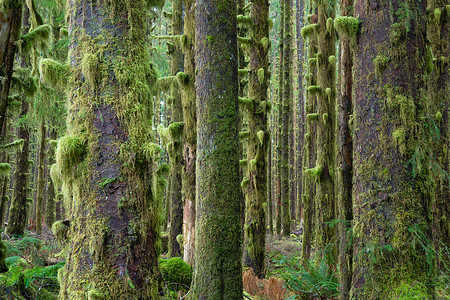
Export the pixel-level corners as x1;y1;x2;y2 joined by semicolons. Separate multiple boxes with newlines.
192;0;242;297
351;0;433;297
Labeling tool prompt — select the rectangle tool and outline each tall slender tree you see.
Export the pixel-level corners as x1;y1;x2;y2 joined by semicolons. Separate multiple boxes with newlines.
192;0;242;297
351;0;433;297
241;0;270;278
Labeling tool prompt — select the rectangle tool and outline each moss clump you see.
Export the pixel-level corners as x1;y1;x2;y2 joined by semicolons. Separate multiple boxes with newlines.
334;16;360;40
257;131;265;146
374;55;389;78
0;139;24;152
237;14;252;26
176;71;189;86
87;288;109;299
260;37;270;52
0;163;12;177
307;113;319;122
238;97;254;110
99;178;116;188
328;55;336;65
393;129;406;156
257;68;264;85
52;220;70;244
55;135;87;177
159;257;192;294
305;165;323;177
157;163;171;178
301;24;319;39
307;85;322;95
39;58;71;91
81;53;100;87
168;122;184;140
20;24;51;56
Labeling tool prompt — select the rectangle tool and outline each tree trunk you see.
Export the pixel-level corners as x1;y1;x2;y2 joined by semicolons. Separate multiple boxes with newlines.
57;1;166;297
167;0;184;259
181;0;197;265
0;1;23;136
351;0;433;297
192;0;242;297
35;121;46;234
45;128;57;227
336;0;354;298
242;0;270;278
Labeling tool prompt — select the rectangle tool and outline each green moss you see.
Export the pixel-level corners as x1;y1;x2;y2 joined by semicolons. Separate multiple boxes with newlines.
238;69;248;77
239;159;248;167
241;177;249;190
260;37;270;53
55;135;86;178
81;53;100;88
176;71;189;86
157;163;171;178
99;178;116;188
0;163;12;177
301;24;319;39
141;142;162;161
239;131;249;141
308;57;317;67
307;113;319;122
168;122;184;140
237;14;252;26
307;85;322;95
87;288;109;299
52;220;69;244
39;59;71;91
328;55;336;65
238;97;254;110
326;18;334;34
390;22;406;46
256;130;264;146
322;113;328;125
374;55;389;78
20;24;51;55
305;165;323;177
0;139;24;151
159;257;192;289
435;111;442;122
393;129;406;156
334;16;360;40
434;8;441;24
60;28;68;37
257;68;264;85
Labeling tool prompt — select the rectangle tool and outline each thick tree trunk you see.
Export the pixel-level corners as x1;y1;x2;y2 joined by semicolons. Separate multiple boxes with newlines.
0;1;22;136
242;0;270;278
58;1;165;297
181;0;197;265
351;0;433;297
192;0;242;298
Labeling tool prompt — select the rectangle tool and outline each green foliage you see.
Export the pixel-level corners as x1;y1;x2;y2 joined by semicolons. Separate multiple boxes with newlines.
99;177;116;188
159;257;192;297
271;250;339;299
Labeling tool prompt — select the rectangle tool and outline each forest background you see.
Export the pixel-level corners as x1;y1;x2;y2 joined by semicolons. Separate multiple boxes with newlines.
0;0;448;299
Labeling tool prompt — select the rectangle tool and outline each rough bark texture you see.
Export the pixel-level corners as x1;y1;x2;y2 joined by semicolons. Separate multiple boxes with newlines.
181;0;196;265
0;1;23;136
337;0;354;298
242;0;270;278
280;0;291;236
427;0;450;254
313;0;336;255
351;0;433;298
167;0;184;259
58;1;165;298
301;5;318;264
7;98;30;236
45;128;57;227
192;0;242;298
35;122;46;234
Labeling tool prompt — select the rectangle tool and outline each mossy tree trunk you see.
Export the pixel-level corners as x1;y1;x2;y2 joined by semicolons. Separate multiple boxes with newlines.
351;0;433;297
242;0;270;278
427;0;450;253
56;1;166;298
7;96;30;236
45;128;57;227
336;0;354;298
35;121;46;234
301;5;318;264
192;0;242;298
180;0;197;265
7;7;30;237
167;0;184;259
280;0;292;236
295;0;305;224
0;1;23;136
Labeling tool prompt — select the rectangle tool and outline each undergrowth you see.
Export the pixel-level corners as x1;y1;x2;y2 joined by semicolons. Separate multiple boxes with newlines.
0;231;64;300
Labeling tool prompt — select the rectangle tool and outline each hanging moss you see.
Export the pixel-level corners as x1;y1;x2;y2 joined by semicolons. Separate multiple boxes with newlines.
52;220;70;244
20;24;51;56
0;163;12;177
81;53;100;88
257;68;264;85
237;14;252;26
175;71;189;86
0;139;24;151
304;165;323;177
55;135;86;178
238;97;254;110
374;55;389;78
307;113;319;122
334;16;360;40
39;58;71;91
307;85;322;95
301;24;319;39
